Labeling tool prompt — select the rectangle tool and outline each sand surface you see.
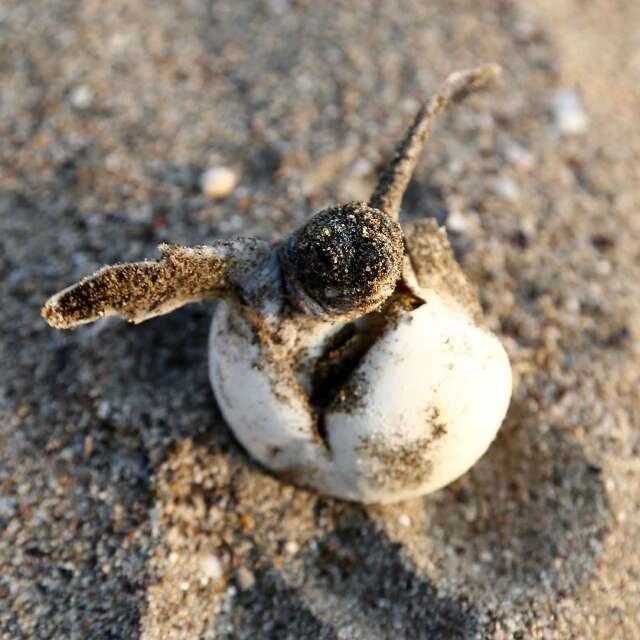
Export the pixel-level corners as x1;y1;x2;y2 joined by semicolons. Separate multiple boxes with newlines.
1;1;639;638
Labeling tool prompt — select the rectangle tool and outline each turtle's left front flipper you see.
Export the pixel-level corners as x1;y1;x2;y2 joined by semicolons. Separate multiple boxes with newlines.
42;239;269;329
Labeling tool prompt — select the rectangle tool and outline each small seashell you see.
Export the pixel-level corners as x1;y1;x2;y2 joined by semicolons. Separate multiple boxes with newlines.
200;166;238;199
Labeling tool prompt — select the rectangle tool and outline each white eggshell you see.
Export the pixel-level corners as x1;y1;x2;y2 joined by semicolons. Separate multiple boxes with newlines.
325;293;512;502
209;301;327;470
209;293;511;504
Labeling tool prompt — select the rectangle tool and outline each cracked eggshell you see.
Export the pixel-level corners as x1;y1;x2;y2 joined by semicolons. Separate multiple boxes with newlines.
208;300;333;471
209;294;511;504
325;292;512;503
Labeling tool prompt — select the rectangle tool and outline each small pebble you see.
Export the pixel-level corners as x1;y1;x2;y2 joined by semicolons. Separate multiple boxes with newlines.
463;504;478;523
503;141;535;171
200;167;238;199
200;554;223;581
235;566;256;591
447;210;470;233
96;400;110;420
492;176;520;202
480;550;493;563
70;85;94;110
398;513;411;527
285;540;299;555
552;89;589;135
83;435;94;458
15;404;28;418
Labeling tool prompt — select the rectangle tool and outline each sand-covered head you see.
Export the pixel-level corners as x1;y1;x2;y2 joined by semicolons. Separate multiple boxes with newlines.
280;201;404;318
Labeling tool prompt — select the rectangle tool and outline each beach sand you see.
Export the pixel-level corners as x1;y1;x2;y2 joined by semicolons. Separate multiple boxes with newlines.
1;1;639;637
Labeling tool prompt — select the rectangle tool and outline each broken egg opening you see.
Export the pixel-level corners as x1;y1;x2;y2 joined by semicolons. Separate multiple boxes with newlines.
209;284;511;503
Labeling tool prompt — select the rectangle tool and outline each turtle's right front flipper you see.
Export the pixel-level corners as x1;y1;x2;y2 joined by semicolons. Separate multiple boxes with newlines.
42;239;269;329
369;63;501;221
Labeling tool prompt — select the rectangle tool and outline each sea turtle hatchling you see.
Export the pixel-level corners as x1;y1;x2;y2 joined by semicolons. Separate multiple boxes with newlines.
43;64;512;504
